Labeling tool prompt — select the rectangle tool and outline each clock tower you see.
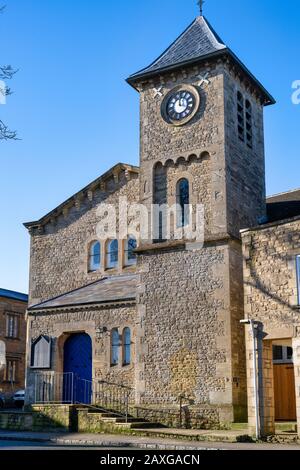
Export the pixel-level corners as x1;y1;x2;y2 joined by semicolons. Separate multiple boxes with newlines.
127;15;274;424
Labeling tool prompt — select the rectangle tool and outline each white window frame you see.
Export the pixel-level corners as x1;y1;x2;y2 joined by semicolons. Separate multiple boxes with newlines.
106;240;119;269
122;327;131;366
89;241;101;272
4;359;17;382
110;329;120;366
273;345;293;364
124;237;137;267
6;314;19;339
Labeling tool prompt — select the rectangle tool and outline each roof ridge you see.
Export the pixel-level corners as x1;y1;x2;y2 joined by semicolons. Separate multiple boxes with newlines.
267;187;300;199
129;17;199;79
128;15;227;81
24;162;140;229
0;289;28;302
200;16;226;50
127;16;274;106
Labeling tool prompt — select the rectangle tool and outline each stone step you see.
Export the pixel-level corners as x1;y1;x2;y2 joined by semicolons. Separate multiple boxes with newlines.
130;422;163;429
87;412;117;418
100;416;146;424
113;421;156;429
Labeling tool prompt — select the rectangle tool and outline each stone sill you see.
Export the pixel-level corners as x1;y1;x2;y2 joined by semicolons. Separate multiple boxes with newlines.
135;240;186;253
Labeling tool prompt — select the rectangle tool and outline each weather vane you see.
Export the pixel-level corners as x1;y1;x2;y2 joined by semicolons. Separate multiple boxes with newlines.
197;0;205;16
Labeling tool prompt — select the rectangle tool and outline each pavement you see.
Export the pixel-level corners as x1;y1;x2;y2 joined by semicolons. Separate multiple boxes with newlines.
0;431;300;450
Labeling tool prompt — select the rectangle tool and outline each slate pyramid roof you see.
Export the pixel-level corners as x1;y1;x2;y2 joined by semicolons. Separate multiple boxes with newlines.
132;16;226;79
127;16;275;105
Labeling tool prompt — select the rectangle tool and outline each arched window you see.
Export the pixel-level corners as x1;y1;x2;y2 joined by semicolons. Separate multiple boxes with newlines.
122;328;131;366
89;241;101;272
176;178;190;227
125;236;137;266
111;329;119;366
106;239;119;269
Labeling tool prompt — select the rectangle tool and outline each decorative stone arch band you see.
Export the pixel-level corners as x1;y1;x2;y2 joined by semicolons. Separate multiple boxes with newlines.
153;151;211;168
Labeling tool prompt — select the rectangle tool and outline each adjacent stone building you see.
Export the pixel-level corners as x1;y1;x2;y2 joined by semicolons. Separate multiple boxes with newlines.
242;190;300;435
0;289;28;397
23;14;300;433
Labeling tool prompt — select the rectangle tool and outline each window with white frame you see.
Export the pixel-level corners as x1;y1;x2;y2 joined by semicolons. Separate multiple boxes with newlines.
6;314;19;339
89;241;101;272
124;237;137;266
4;359;17;382
122;327;131;366
106;239;119;269
297;255;300;305
110;328;120;366
273;345;293;364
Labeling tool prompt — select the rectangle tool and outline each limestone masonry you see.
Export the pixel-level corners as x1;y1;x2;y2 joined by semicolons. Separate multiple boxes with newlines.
23;15;300;434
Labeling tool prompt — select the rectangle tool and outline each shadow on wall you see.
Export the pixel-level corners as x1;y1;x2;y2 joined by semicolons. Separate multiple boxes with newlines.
0;406;73;433
244;241;298;312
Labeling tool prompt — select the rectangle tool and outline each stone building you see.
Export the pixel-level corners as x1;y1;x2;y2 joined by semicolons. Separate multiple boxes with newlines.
0;289;28;397
23;14;300;432
242;189;300;436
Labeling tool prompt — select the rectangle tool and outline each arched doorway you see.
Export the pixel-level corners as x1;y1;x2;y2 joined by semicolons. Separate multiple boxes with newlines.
63;333;92;404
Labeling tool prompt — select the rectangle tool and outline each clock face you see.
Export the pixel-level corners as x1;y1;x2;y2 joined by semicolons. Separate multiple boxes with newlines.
166;90;196;121
161;85;200;126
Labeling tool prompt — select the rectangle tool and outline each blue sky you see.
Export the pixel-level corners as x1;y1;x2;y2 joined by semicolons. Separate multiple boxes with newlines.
0;0;299;293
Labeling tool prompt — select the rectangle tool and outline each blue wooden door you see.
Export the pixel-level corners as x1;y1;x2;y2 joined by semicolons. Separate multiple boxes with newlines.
63;333;92;404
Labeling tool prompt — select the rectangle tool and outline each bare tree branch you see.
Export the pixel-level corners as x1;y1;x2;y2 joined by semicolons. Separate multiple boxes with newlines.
4;87;12;96
0;120;18;140
0;5;18;140
0;65;17;80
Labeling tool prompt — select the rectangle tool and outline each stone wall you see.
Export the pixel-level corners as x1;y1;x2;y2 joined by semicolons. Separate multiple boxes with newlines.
132;404;229;430
224;68;266;237
28;170;139;306
26;305;137;404
242;217;300;435
138;62;227;240
242;218;300;331
0;405;72;432
135;241;247;423
0;296;27;396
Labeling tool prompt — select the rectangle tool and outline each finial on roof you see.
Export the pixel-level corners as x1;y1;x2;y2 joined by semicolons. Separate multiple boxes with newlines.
197;0;205;16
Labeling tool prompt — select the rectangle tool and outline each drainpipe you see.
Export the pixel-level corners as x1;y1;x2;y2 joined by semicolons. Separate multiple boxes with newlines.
241;319;260;440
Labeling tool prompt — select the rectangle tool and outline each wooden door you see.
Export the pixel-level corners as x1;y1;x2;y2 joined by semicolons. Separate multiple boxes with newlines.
274;364;296;421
